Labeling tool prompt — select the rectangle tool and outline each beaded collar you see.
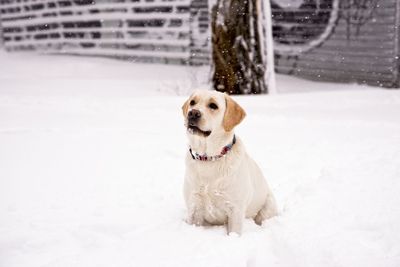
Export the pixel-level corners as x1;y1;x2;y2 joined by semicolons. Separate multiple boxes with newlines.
189;135;236;161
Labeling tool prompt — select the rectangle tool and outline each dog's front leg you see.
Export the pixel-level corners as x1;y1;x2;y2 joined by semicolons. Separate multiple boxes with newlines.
227;207;244;235
187;207;205;226
186;194;205;226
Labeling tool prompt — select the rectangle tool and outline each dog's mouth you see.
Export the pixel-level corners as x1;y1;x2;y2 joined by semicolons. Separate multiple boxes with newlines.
187;125;211;137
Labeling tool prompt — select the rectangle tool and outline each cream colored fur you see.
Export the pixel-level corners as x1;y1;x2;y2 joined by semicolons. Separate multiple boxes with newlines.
182;90;277;235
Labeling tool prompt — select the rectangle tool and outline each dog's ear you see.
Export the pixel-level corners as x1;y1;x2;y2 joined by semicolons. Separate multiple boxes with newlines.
182;97;190;117
223;94;246;132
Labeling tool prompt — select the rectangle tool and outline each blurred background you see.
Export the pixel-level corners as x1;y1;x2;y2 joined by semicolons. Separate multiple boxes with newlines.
0;0;399;88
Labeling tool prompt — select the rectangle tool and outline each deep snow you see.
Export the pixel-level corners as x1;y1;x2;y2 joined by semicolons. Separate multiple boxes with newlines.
0;51;400;267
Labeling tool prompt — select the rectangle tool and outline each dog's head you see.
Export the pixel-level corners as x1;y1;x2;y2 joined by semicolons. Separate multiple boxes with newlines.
182;90;246;137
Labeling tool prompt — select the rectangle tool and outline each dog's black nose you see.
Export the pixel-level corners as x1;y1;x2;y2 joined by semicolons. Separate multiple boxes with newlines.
188;109;201;124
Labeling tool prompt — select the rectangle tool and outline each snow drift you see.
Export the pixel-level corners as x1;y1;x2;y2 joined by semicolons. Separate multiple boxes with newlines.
0;52;400;267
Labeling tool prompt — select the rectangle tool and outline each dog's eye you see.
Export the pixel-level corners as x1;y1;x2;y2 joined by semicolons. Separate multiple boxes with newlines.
208;103;218;110
190;100;196;106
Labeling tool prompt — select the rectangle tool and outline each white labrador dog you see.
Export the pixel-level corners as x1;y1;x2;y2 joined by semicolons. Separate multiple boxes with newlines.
182;90;277;235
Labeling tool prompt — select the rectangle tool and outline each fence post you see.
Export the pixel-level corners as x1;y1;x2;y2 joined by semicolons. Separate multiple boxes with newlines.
189;0;210;66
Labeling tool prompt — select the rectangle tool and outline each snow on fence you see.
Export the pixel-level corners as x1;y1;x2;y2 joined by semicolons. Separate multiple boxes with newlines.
0;0;210;64
0;0;399;88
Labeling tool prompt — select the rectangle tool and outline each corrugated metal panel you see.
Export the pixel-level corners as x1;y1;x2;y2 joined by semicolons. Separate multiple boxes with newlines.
273;0;400;88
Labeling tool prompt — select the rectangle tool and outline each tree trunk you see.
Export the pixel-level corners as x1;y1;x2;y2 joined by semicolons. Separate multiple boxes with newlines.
211;0;274;94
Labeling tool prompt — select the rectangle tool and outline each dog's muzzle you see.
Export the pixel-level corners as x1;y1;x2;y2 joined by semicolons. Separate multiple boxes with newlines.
186;109;211;137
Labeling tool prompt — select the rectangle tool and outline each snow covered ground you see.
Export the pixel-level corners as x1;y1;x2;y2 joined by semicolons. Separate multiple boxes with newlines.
1;51;400;267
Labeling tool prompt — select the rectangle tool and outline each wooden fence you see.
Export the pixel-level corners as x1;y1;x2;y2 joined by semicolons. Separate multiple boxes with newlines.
0;0;399;88
0;0;199;64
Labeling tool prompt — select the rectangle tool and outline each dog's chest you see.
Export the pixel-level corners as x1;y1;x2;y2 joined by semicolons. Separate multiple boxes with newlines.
193;179;231;224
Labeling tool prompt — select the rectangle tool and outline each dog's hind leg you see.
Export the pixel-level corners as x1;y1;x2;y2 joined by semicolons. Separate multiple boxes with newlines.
254;193;278;226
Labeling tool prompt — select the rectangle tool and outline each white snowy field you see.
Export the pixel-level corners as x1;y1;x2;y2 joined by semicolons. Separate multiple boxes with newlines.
0;51;400;267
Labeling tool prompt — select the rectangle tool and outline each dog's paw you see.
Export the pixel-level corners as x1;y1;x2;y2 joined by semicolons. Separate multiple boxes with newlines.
185;217;194;225
227;232;240;238
185;216;204;226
